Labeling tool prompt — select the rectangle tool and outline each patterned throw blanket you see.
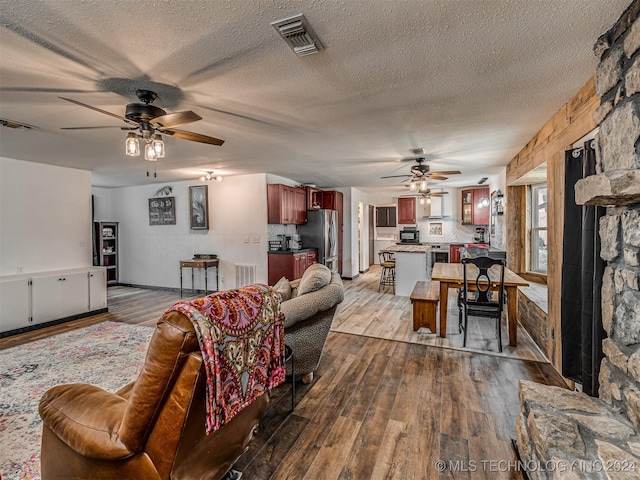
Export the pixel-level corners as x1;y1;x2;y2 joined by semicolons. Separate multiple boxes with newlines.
167;283;285;434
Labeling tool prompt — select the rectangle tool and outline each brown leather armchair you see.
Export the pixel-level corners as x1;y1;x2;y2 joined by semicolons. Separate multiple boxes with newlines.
38;310;269;480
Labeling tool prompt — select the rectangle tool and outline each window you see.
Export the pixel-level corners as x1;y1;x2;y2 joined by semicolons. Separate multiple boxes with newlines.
530;184;547;274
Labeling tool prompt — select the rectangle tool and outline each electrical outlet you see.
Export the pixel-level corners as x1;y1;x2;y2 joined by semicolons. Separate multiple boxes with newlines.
220;275;224;285
17;265;24;274
252;235;260;243
243;235;250;243
79;239;86;247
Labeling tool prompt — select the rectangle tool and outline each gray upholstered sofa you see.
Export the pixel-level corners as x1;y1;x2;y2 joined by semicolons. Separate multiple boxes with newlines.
273;264;344;384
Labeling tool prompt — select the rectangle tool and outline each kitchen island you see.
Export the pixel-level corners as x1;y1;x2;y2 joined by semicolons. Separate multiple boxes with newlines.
380;244;431;296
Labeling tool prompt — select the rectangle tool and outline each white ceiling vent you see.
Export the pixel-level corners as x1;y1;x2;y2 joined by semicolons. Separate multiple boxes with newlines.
272;14;324;57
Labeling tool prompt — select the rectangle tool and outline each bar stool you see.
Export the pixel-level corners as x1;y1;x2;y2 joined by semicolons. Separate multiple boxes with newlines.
378;251;396;293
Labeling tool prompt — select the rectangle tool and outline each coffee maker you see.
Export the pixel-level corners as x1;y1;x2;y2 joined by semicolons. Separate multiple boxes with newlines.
291;234;302;250
276;234;291;250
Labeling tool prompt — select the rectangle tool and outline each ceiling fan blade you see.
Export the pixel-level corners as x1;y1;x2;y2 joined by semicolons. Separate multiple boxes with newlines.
59;97;138;126
163;128;225;146
428;170;461;175
151;111;202;128
380;174;412;179
430;192;449;196
61;125;128;130
428;175;449;181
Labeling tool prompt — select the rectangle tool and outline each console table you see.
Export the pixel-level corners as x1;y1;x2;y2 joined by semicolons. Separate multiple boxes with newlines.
179;258;219;297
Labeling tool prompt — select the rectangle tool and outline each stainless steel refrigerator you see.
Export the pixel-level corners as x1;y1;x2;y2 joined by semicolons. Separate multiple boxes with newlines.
297;209;339;273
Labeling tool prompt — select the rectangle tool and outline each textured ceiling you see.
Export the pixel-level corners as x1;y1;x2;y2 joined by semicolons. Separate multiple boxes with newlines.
0;0;630;189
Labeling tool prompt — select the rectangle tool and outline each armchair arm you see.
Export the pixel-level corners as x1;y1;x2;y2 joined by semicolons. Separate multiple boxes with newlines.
39;383;133;460
281;275;344;329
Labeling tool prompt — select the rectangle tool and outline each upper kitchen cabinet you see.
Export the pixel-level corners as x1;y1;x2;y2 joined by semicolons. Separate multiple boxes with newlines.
376;206;397;227
461;187;490;225
293;187;307;224
397;197;417;224
267;184;307;224
305;186;322;211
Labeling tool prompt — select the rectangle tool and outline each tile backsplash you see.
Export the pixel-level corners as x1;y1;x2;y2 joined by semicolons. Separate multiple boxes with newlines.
267;224;297;242
416;218;477;244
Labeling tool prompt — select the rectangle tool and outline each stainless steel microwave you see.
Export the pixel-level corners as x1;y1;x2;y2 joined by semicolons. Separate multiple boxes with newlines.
399;229;420;243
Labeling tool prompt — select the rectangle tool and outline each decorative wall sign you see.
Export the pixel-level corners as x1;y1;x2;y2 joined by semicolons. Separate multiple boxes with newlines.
149;196;176;225
189;185;209;230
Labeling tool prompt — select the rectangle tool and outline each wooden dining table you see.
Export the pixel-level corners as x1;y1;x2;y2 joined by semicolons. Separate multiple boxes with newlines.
431;262;529;347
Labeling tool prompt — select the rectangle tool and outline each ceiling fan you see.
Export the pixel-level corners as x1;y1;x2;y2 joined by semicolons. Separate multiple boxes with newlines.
405;187;449;205
380;157;461;182
405;188;449;197
59;89;225;154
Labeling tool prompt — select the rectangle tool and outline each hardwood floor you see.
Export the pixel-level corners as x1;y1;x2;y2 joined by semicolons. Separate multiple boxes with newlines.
333;266;547;362
236;333;564;479
0;281;565;479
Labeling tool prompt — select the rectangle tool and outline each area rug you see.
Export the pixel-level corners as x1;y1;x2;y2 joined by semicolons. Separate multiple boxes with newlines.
0;321;154;480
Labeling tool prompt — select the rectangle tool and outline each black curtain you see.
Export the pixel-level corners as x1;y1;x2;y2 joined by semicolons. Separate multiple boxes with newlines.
561;141;606;396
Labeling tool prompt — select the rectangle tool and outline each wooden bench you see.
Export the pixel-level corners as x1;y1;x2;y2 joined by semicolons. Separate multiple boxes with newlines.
410;280;439;333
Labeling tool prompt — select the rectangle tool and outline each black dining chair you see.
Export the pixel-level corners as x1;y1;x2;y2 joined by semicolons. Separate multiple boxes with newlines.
460;256;506;352
457;246;490;334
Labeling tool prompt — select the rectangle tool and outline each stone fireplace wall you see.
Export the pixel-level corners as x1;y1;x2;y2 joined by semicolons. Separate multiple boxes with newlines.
576;0;640;427
516;3;640;478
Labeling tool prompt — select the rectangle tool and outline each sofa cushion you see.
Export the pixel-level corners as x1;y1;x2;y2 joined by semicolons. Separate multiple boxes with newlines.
297;264;331;296
273;276;292;301
289;279;301;299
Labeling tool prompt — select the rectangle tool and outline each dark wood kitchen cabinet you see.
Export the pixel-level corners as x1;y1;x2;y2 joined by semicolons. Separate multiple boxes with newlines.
397;197;417;224
306;250;318;267
293;187;307;224
305;186;322;210
461;187;490;225
268;250;318;285
449;243;464;263
376;206;397;227
267;184;307;224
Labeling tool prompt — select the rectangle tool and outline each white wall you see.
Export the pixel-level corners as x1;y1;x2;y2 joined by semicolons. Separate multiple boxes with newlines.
95;174;268;291
0;157;92;276
92;187;113;221
350;188;369;274
362;189;399;265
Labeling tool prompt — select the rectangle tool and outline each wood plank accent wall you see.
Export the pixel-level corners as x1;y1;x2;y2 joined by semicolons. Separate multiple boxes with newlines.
506;77;599;374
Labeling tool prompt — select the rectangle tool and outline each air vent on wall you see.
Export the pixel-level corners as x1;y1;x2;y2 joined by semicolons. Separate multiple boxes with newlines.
272;14;324;57
0;118;35;130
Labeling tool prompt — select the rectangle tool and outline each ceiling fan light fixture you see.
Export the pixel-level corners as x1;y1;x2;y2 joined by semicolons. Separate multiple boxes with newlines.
201;171;223;182
419;179;428;191
419;197;425;205
152;134;165;158
125;132;140;156
144;142;157;161
409;180;417;191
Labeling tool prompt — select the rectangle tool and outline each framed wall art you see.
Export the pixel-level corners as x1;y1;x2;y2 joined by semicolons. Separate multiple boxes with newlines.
429;222;443;236
189;185;209;230
148;196;176;225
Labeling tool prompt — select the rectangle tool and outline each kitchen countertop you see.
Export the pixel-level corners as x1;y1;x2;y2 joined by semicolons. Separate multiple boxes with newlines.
381;244;431;253
268;248;317;254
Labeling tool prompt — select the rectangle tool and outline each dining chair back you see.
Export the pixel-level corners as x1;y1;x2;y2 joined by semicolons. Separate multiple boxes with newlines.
460;256;506;352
